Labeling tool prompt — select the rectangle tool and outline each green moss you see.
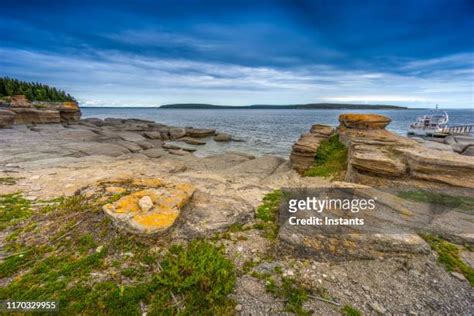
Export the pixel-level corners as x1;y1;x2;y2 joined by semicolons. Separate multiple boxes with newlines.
265;276;310;316
304;134;347;178
421;234;474;286
342;305;363;316
0;193;32;230
255;190;282;239
398;190;474;214
149;240;236;315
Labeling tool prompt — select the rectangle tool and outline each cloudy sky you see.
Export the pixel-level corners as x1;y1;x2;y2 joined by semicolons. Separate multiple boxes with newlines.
1;0;473;108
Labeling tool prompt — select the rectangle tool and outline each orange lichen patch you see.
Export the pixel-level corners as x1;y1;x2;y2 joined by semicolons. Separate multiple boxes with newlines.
62;101;80;109
339;113;391;130
133;211;179;232
102;179;195;235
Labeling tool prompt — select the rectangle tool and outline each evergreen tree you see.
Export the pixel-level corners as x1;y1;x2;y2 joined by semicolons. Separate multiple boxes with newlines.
0;77;75;102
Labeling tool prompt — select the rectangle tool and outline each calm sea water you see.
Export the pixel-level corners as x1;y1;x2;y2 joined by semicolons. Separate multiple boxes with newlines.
82;108;474;157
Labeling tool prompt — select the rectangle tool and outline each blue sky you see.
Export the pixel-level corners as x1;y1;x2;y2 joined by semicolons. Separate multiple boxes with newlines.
0;0;473;108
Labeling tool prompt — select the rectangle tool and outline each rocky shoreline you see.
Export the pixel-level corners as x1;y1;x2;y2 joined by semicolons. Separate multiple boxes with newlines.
1;113;473;314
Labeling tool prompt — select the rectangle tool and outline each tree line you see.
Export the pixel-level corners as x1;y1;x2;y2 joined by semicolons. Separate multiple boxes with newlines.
0;77;75;102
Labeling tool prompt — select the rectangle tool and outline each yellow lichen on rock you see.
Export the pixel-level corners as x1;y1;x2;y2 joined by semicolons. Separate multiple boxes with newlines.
102;178;195;235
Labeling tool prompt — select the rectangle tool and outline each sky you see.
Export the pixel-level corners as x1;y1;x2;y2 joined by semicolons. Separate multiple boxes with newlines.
0;0;473;108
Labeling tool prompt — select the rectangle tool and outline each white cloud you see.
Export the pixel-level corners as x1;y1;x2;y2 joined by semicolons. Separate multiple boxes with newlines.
0;47;472;108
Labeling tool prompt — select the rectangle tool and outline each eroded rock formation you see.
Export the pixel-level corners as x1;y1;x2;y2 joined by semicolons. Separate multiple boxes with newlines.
289;124;334;173
0;95;81;126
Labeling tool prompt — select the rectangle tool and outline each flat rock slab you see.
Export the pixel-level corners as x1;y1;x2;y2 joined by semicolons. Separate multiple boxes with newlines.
102;178;195;235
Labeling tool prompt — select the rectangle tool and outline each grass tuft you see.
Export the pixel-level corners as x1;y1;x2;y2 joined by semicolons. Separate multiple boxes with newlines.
304;134;347;178
255;190;282;239
421;234;474;286
341;304;363;316
265;276;311;316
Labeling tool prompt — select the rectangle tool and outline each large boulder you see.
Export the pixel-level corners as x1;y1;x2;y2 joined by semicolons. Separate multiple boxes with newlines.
214;133;232;142
102;178;195;235
169;128;187;140
339;114;391;130
0;109;15;128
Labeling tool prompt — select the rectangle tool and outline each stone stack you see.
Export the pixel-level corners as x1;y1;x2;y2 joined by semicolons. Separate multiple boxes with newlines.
289;124;334;173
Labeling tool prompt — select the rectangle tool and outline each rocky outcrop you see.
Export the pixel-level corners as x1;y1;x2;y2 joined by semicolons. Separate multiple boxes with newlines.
339;113;391;129
102;178;195;235
0;109;15;128
338;115;474;188
0;95;81;126
289;124;334;173
10;108;61;124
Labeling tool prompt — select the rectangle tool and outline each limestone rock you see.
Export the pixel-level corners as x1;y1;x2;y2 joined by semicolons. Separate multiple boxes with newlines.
169;149;191;156
185;127;216;138
143;131;162;139
116;140;143;153
214;133;232;142
102;179;195;235
462;145;474;156
169;128;186;140
117;132;147;143
0;109;15;128
289;124;334;173
11;108;61;124
339;114;391;130
9;95;31;107
178;191;253;237
142;148;167;158
138;196;153;212
179;137;206;145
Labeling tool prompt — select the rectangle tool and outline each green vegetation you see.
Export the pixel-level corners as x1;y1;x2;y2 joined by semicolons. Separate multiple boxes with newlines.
304;134;347;178
398;190;474;214
0;77;75;102
255;190;282;239
150;240;236;315
265;276;311;316
0;176;18;185
0;192;237;315
421;234;474;286
0;193;32;230
341;305;363;316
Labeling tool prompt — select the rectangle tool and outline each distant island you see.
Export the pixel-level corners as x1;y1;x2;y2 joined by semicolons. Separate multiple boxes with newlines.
160;103;408;110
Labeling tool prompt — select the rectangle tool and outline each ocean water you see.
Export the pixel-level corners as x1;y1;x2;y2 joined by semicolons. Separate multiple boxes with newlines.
82;108;474;157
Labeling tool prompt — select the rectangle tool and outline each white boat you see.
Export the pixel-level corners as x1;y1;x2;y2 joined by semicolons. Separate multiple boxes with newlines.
407;107;472;137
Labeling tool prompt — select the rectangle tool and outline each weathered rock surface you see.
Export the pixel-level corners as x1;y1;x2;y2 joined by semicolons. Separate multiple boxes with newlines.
289;124;334;173
214;133;232;142
0;95;81;126
278;184;473;260
339;113;391;129
178;191;254;237
102;178;195;235
179;137;206;145
185;127;216;138
0;109;15;128
339;121;474;188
